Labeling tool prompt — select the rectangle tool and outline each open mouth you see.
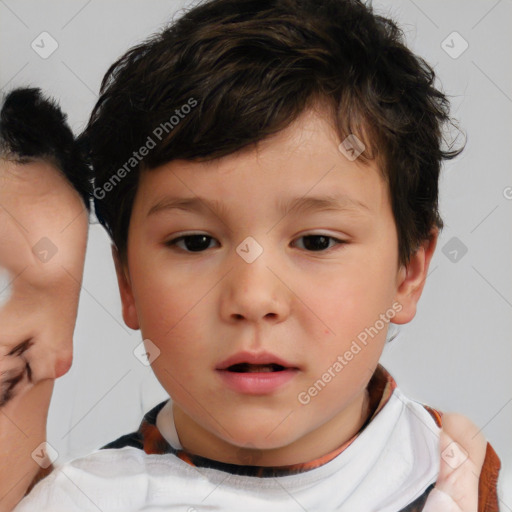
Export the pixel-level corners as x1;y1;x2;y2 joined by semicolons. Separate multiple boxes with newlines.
217;354;299;393
226;363;287;373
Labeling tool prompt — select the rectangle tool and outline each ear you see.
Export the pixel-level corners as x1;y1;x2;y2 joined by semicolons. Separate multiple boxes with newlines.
391;228;439;325
111;244;140;330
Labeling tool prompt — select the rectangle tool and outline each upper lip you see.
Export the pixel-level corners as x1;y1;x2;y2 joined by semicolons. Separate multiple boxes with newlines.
216;351;299;370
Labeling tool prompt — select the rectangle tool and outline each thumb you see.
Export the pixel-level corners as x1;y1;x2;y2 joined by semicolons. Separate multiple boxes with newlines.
423;413;487;512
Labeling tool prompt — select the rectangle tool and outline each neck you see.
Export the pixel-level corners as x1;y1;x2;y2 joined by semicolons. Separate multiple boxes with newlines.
173;388;372;468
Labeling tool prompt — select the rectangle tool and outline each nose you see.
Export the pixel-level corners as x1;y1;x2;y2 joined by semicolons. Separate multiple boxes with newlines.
221;246;289;324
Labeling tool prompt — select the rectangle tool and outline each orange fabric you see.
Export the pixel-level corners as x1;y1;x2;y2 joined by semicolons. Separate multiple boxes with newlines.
478;443;501;512
423;405;443;428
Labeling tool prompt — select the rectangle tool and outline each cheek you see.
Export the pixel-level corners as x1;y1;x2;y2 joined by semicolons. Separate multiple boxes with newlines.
306;265;393;336
131;255;186;332
296;259;396;381
131;261;214;361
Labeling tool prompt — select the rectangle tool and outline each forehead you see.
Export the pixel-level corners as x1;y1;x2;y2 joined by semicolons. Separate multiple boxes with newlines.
1;158;55;187
133;106;389;221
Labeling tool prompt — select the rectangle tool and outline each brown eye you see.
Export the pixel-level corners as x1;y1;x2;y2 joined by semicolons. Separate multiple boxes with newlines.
294;234;346;252
165;234;218;252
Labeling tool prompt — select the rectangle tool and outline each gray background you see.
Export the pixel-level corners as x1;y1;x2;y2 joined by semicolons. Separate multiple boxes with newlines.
1;0;511;506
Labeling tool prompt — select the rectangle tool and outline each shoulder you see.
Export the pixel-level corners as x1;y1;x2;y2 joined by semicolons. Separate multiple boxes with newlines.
15;446;187;512
100;399;172;454
17;399;175;511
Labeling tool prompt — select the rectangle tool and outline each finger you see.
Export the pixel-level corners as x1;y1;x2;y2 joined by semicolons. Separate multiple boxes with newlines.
423;487;460;512
441;413;487;470
432;414;487;512
0;339;33;407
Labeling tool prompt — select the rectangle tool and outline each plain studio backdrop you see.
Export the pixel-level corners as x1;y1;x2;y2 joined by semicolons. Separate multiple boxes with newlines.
1;0;511;506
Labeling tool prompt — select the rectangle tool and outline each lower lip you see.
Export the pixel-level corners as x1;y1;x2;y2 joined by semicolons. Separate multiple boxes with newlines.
216;369;298;394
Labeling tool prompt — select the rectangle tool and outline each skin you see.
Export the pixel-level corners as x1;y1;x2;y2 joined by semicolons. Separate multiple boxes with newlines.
0;158;88;511
0;159;88;389
113;104;439;467
0;107;484;512
0;108;485;512
425;413;487;512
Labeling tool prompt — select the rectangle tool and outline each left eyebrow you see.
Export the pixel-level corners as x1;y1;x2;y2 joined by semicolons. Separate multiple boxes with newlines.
276;194;371;216
146;196;230;219
146;193;371;219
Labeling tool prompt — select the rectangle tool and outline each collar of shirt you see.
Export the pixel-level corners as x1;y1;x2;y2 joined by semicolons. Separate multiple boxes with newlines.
119;363;397;477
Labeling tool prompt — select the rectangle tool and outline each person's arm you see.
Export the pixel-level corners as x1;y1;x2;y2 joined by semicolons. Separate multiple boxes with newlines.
0;87;91;512
0;175;87;511
0;380;54;512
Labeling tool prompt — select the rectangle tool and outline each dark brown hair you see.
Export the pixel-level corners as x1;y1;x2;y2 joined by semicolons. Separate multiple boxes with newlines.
80;0;463;266
1;87;92;212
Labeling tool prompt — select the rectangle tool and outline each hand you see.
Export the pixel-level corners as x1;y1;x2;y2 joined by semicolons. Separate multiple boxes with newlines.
0;158;88;407
423;413;487;512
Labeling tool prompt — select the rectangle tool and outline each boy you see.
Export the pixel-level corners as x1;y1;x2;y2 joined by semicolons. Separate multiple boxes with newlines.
6;0;501;510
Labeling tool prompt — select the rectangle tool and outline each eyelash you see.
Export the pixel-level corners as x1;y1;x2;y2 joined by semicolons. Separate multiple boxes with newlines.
164;233;347;253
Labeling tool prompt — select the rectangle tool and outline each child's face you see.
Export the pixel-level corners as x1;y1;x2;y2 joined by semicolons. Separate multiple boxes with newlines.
115;106;436;465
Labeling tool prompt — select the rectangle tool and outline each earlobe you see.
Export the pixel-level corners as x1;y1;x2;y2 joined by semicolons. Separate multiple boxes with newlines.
111;244;140;330
392;229;439;325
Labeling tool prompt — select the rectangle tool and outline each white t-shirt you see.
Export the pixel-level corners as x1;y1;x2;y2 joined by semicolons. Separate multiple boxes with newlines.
14;385;440;512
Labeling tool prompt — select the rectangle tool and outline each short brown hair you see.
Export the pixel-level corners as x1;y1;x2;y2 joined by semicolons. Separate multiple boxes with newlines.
81;0;463;266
